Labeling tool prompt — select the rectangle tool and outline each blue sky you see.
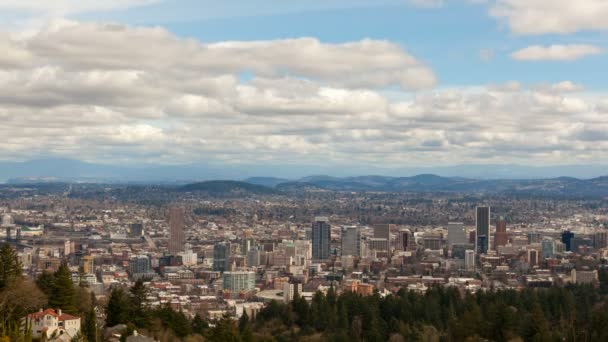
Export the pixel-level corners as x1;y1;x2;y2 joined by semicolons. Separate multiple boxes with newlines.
76;0;607;88
0;0;607;177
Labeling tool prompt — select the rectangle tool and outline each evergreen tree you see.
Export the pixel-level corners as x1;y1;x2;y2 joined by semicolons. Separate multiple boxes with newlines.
106;287;130;327
35;271;55;296
191;313;209;336
82;306;97;342
129;280;149;328
209;315;241;342
49;263;77;315
0;244;21;290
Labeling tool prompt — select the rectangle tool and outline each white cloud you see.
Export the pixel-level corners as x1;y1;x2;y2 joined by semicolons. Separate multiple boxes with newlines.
0;0;158;16
510;45;602;61
1;20;608;167
491;0;608;34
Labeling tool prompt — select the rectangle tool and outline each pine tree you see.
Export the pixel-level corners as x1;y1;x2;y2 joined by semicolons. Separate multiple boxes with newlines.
129;280;149;328
191;313;209;336
238;311;249;333
106;287;130;327
49;263;77;315
35;271;55;296
82;306;97;342
0;244;21;290
209;315;241;342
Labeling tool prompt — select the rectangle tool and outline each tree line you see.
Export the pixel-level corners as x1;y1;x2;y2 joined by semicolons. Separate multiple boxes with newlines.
107;274;608;342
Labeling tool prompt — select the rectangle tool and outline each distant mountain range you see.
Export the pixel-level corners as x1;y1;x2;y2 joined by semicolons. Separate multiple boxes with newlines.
243;175;608;198
1;159;608;198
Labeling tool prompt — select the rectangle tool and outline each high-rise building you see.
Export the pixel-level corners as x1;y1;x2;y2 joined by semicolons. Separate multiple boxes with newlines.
423;234;442;250
561;231;574;251
374;224;393;243
541;238;554;260
341;226;361;257
312;217;331;260
465;250;475;270
223;271;256;293
594;231;608;249
475;206;490;254
213;242;230;272
129;223;144;237
179;249;198;266
241;238;255;255
447;222;466;248
247;248;261;267
283;282;303;303
168;207;185;255
368;238;390;252
527;249;539;267
396;229;411;251
128;255;150;275
571;237;592;253
494;216;508;249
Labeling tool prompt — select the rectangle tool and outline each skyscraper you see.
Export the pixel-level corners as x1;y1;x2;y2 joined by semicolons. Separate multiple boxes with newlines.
465;250;476;270
374;224;392;243
312;217;331;260
341;226;361;257
396;229;412;251
213;242;230;272
475;206;490;254
447;222;466;248
561;230;574;252
494;216;508;249
168;207;185;255
541;238;554;260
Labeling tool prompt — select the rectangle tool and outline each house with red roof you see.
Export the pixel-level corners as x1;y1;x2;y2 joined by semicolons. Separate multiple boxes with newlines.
23;308;81;340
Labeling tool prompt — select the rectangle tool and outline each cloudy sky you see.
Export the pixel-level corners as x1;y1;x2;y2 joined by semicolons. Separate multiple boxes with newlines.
1;0;607;175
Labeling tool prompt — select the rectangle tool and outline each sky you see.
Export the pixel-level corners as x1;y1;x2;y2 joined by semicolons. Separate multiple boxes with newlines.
1;0;608;176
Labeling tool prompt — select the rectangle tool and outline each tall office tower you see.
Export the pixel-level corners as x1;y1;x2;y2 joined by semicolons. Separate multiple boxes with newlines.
594;231;608;249
465;250;476;270
374;224;393;243
168;207;185;255
247;248;261;267
213;242;230;272
341;226;362;257
561;230;574;251
241;238;255;255
494;216;508;249
128;255;151;275
475;206;491;254
541;238;554;260
396;229;411;251
527;249;539;267
447;222;466;248
312;217;331;260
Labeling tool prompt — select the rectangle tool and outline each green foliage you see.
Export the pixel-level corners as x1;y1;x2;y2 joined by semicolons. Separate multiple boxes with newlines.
129;280;150;328
47;263;77;315
0;244;22;290
191;313;209;336
208;315;241;342
106;287;131;327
